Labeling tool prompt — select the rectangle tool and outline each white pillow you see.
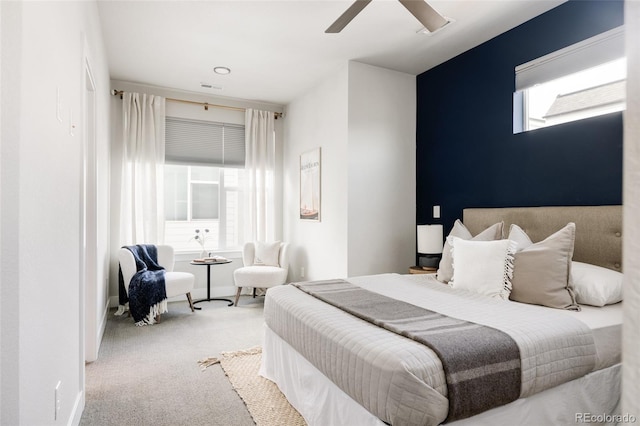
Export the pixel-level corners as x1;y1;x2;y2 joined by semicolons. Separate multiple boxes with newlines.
254;241;281;267
436;220;504;283
449;237;517;300
571;261;623;306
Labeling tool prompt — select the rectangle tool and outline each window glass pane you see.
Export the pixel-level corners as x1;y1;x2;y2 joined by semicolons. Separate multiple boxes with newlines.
528;58;626;127
192;223;219;251
225;190;241;248
164;164;188;220
192;183;219;220
224;168;239;187
191;165;219;182
516;58;626;133
163;164;244;252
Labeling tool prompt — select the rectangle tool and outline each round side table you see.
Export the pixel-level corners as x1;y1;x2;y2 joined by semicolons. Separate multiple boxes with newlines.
190;260;234;308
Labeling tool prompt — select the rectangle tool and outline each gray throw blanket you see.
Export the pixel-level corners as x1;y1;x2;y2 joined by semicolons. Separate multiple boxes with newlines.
292;279;522;422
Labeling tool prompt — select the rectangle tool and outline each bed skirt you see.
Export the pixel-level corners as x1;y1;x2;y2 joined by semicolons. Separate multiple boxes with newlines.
260;325;621;426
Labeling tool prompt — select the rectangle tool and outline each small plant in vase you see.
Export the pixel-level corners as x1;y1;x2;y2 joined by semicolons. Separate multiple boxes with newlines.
191;229;210;258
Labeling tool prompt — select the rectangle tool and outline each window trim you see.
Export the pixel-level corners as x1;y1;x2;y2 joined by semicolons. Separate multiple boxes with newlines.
515;26;625;92
514;26;625;133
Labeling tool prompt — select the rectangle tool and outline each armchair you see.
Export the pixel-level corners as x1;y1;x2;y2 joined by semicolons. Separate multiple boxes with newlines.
118;245;195;319
233;242;289;306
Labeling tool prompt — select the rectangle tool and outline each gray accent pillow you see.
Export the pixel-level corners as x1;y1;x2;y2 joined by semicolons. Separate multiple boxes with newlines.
436;220;504;283
508;223;580;311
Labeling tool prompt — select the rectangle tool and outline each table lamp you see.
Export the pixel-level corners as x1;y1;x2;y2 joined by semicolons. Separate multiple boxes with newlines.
417;224;444;269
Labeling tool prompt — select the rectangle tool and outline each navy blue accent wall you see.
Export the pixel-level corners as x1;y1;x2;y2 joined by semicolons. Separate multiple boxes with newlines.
416;0;624;236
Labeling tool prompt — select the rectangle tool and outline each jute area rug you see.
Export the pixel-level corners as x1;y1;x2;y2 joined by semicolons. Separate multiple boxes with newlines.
200;347;307;426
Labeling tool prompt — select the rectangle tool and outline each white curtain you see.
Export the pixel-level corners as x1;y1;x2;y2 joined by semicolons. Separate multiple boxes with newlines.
119;92;166;245
244;109;276;243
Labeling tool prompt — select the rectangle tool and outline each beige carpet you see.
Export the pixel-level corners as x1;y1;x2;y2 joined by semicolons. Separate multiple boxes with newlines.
212;347;307;426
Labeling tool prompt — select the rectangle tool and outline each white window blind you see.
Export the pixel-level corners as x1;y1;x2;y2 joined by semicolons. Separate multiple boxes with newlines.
515;26;625;91
165;116;245;167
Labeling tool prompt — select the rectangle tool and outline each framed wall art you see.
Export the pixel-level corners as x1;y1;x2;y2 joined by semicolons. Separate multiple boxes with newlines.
300;147;321;221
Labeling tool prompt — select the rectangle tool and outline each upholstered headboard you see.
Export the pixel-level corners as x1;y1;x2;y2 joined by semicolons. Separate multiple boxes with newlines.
463;206;622;272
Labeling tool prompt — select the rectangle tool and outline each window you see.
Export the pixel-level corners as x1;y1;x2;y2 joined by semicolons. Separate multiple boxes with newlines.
514;26;625;133
163;117;245;252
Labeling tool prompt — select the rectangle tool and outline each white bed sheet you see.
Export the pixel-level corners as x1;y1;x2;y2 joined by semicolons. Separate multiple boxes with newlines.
260;274;623;426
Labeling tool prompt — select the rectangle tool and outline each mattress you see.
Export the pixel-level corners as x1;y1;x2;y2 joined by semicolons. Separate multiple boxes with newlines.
262;273;622;426
261;327;621;426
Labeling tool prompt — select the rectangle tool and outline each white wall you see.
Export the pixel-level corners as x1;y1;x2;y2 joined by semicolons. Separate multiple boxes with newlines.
1;1;21;423
85;6;112;365
283;62;416;281
0;1;3;418
283;65;350;281
623;0;640;417
108;80;285;301
0;1;110;424
347;62;416;276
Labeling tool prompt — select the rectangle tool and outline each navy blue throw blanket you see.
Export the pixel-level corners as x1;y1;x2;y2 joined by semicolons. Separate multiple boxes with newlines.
118;244;167;324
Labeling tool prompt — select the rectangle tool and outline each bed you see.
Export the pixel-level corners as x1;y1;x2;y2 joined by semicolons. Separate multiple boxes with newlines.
260;206;623;425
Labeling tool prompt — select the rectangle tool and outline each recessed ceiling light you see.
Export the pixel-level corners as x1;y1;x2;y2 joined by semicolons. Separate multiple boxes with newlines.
213;66;231;75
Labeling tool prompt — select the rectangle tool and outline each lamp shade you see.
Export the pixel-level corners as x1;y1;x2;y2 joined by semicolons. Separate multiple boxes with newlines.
417;224;444;254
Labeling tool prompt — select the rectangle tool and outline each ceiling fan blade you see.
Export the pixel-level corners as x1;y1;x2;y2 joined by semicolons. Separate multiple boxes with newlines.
398;0;449;32
325;0;373;33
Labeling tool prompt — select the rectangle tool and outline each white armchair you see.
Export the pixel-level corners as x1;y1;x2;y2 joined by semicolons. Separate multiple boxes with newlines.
118;245;195;315
233;242;289;306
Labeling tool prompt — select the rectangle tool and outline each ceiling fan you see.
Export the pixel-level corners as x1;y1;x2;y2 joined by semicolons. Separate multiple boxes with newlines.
326;0;449;34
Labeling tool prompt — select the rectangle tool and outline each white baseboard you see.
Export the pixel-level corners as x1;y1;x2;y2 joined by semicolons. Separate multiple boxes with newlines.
69;390;84;426
96;298;110;346
109;286;238;308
